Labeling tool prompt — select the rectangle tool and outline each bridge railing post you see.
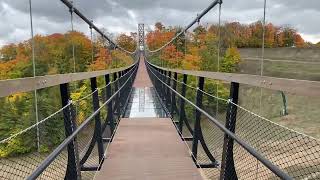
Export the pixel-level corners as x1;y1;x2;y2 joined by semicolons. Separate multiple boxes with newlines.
158;69;164;99
113;73;119;121
162;70;167;102
178;74;188;133
171;72;178;116
118;71;123;113
155;68;161;95
60;83;81;180
90;77;104;162
166;72;172;110
120;69;132;116
155;68;163;96
105;74;114;134
220;82;239;180
192;76;205;159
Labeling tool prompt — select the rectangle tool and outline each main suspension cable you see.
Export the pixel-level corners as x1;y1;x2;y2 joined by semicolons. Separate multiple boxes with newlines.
60;0;136;55
148;0;222;53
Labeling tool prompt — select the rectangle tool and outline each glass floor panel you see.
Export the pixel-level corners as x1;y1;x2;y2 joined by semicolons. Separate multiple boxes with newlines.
124;87;168;118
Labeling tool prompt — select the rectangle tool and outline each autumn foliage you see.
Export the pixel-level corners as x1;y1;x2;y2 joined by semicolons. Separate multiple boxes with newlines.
147;21;309;74
209;21;306;48
0;31;136;80
0;30;136;157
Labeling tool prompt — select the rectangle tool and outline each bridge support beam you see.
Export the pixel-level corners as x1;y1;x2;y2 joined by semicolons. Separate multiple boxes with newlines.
90;77;104;162
192;76;204;159
60;83;81;180
178;74;188;133
166;71;172;109
163;71;167;103
170;72;178;116
118;71;123;113
113;73;120;120
105;74;114;134
220;82;239;180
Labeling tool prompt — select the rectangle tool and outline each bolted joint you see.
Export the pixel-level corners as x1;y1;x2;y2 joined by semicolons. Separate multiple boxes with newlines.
68;99;73;104
69;1;74;14
196;14;201;24
89;20;93;29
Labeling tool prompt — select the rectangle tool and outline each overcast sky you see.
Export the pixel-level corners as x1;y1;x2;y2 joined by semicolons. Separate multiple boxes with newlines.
0;0;320;47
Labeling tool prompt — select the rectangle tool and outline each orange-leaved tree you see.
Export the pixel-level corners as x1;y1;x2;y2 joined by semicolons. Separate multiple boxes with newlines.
89;48;112;71
160;44;183;68
116;33;137;52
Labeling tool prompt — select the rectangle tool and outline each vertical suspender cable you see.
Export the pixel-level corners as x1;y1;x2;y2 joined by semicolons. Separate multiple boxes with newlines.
216;2;222;117
70;1;76;73
184;31;187;56
257;0;267;178
184;31;187;68
28;0;40;152
114;46;117;68
259;0;267;113
109;40;114;70
108;41;111;70
258;0;267;121
261;0;266;77
90;21;94;63
174;38;177;68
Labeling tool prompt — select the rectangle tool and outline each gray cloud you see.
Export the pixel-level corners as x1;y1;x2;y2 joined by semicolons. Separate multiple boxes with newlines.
0;0;320;46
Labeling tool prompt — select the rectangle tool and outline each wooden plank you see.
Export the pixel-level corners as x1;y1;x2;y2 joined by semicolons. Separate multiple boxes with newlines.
148;62;320;97
0;64;135;98
95;118;203;180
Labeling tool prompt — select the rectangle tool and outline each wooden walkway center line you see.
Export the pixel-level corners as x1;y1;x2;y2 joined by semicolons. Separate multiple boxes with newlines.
95;118;203;180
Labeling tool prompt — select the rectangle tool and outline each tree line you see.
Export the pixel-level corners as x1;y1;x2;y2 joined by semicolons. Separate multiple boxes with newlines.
0;31;136;157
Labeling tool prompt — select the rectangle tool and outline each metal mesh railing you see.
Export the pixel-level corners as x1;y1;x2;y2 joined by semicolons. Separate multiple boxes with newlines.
234;105;320;179
0;62;137;180
0;103;69;179
146;60;320;179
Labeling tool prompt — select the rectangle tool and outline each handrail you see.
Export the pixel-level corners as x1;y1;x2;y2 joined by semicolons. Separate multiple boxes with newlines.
147;62;320;97
0;63;137;98
60;0;136;55
148;0;222;53
146;61;292;180
27;63;138;180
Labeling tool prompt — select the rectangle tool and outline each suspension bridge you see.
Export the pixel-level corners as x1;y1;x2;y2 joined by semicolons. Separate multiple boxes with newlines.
0;0;320;179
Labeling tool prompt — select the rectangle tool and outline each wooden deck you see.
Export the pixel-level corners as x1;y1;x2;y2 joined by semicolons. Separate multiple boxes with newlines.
95;119;203;180
132;56;153;88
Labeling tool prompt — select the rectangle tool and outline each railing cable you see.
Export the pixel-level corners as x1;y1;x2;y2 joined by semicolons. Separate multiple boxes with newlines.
27;63;138;180
0;65;135;144
0;102;71;144
73;66;136;103
146;62;292;180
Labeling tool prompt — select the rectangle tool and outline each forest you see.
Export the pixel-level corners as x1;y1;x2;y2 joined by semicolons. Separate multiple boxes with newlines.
0;31;136;157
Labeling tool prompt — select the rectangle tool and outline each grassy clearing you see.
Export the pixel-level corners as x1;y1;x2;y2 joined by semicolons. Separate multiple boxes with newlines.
238;48;320;139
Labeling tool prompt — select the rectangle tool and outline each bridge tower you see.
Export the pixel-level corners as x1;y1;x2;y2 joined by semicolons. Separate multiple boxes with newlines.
138;23;145;51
